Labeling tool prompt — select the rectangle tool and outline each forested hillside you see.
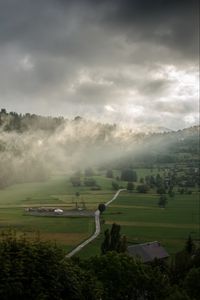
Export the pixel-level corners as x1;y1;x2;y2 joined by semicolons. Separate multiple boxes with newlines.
0;109;199;188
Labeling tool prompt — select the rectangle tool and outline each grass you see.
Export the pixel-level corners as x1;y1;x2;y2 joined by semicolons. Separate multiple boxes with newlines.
0;174;115;250
79;190;199;257
0;174;114;207
0;207;95;249
0;170;199;257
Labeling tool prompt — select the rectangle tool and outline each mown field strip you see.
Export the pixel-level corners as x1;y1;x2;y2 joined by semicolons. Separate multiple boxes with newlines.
110;205;159;209
39;232;90;244
0;204;75;208
105;220;198;229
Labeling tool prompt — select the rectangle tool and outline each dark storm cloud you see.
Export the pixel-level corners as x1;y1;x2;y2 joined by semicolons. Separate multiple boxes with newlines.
0;0;197;60
101;0;199;60
0;0;198;129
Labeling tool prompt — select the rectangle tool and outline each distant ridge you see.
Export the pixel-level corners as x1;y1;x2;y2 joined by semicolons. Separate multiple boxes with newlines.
151;126;173;133
0;108;198;135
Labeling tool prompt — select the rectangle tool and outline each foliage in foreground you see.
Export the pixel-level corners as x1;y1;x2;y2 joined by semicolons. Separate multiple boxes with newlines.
0;231;200;300
0;231;101;300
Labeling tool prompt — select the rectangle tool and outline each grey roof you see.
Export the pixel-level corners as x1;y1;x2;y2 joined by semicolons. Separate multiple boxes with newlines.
127;241;169;263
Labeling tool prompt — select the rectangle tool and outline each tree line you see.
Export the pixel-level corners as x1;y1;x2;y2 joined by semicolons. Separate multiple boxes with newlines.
0;108;64;132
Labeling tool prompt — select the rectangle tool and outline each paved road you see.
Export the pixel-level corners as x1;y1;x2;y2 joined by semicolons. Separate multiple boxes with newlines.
66;189;126;258
105;188;126;207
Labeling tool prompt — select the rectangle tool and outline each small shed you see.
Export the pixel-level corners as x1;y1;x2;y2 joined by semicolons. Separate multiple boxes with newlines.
127;241;169;263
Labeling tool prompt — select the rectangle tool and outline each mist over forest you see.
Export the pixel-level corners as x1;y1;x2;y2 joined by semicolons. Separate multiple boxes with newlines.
0;108;199;188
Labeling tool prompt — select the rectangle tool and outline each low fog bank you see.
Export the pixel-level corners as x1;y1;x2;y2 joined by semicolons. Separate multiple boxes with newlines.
0;109;199;188
0;111;142;187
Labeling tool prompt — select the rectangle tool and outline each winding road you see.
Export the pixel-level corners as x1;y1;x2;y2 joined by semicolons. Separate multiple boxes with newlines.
66;189;126;258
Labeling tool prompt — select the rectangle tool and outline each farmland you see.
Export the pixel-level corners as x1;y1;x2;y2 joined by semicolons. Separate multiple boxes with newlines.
0;173;114;251
0;167;199;257
78;191;199;257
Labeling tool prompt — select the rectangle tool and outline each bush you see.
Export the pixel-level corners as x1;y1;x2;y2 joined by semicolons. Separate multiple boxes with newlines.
121;169;137;182
136;184;149;193
98;203;106;213
112;181;119;190
84;178;96;186
70;176;81;187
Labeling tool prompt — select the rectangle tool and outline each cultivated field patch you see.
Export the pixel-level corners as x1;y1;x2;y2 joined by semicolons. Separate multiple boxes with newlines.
39;232;90;245
105;220;198;229
110;205;159;209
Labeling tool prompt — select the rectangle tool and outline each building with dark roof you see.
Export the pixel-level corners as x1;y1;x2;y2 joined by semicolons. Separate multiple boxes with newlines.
127;241;169;263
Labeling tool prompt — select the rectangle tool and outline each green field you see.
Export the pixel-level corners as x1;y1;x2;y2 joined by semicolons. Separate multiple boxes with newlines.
79;190;199;257
0;170;199;257
0;174;114;251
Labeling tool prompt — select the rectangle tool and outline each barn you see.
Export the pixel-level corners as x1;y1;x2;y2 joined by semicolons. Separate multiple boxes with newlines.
127;241;169;263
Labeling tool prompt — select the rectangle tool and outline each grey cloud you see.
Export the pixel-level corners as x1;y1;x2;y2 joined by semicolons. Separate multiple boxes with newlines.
101;69;172;96
0;0;197;61
141;79;171;95
101;0;199;61
149;98;198;115
72;83;113;103
0;0;198;130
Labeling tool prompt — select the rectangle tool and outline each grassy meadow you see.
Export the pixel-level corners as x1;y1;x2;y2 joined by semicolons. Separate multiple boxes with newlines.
0;169;199;257
79;189;199;258
0;173;114;251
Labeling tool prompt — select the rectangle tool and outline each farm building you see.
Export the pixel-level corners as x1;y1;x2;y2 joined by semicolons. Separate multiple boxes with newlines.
127;241;169;263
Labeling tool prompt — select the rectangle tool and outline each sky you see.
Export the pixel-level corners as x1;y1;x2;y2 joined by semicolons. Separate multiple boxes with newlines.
0;0;199;130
